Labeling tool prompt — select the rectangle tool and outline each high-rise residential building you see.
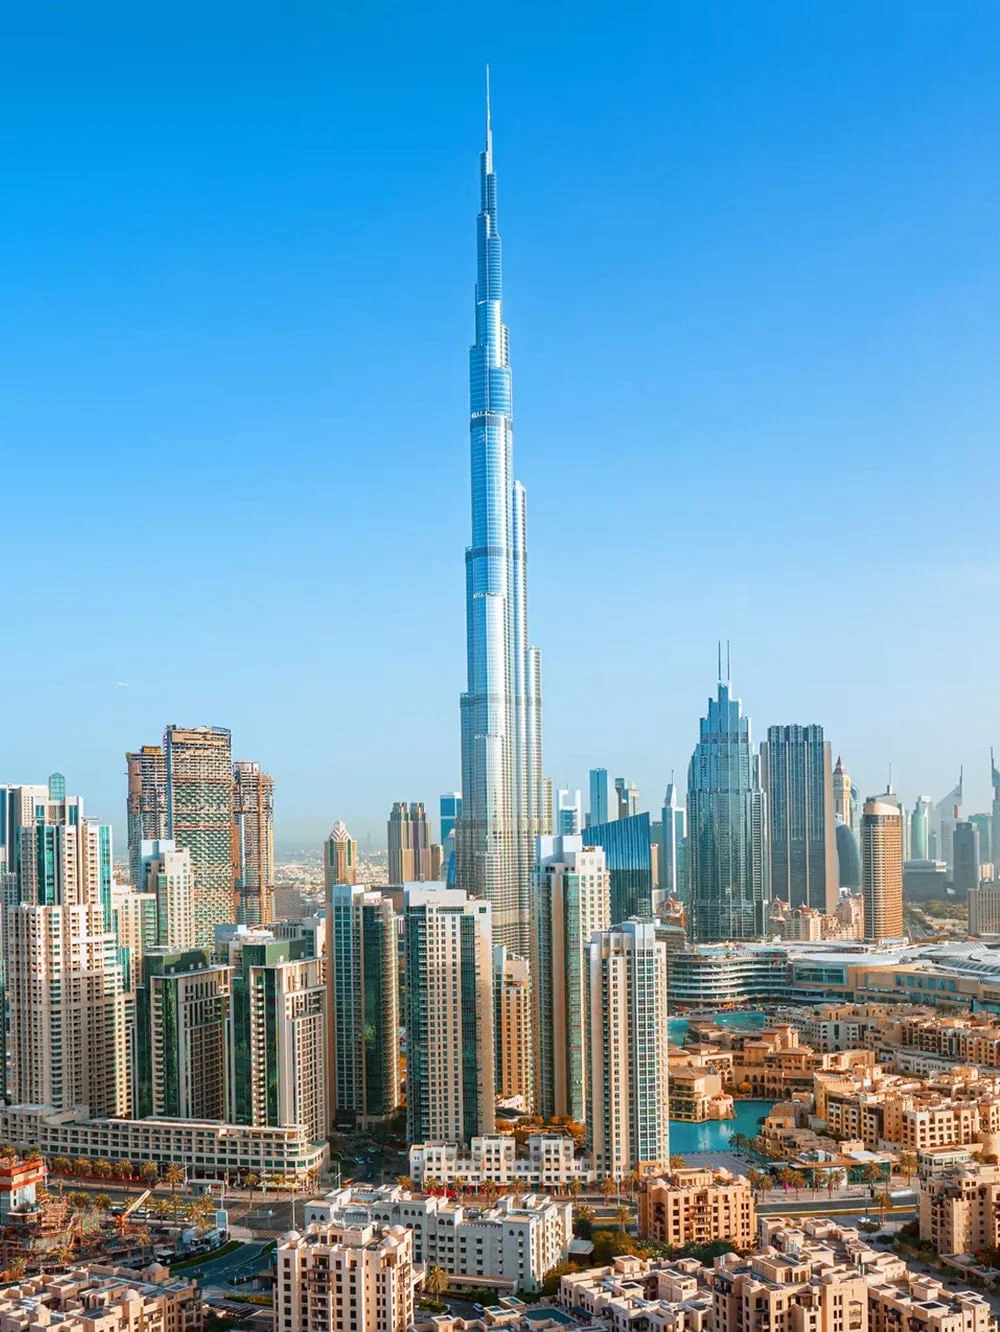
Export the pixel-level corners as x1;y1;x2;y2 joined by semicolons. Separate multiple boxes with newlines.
387;802;439;885
952;821;980;898
835;821;862;889
110;883;158;990
139;839;196;950
580;813;654;923
493;945;532;1107
687;672;768;942
533;836;610;1124
970;881;1000;938
164;725;235;948
614;778;639;820
324;821;358;889
3;783;126;1115
932;771;963;870
233;761;275;926
229;934;328;1145
556;788;582;835
125;747;168;888
540;778;554;836
970;813;993;869
456;84;542;959
761;725;838;914
403;887;495;1144
135;947;232;1120
832;756;853;830
910;796;933;861
7;902;128;1116
276;1222;416;1332
328;885;399;1128
861;797;904;942
659;781;687;901
586;919;670;1174
588;769;611;829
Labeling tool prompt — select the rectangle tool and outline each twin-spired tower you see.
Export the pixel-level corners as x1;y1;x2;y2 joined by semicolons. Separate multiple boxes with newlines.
456;77;542;958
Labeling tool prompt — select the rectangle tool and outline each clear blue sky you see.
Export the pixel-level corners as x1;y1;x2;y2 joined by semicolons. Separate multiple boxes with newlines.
3;2;999;848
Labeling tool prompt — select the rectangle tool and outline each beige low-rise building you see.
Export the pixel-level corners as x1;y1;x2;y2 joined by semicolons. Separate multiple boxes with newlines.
868;1276;993;1332
920;1163;1000;1256
0;1265;201;1332
559;1255;711;1332
668;1065;735;1123
276;1222;415;1332
638;1168;755;1251
409;1133;594;1190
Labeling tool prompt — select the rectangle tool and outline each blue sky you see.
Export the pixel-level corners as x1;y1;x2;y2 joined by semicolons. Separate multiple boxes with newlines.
3;2;999;847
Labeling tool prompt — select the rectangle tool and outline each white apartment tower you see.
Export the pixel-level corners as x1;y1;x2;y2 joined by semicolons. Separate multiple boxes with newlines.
140;839;196;950
586;919;670;1175
404;887;495;1143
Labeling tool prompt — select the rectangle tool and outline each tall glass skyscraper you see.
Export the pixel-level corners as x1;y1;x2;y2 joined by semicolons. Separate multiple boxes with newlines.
687;673;768;942
457;78;541;957
761;724;837;914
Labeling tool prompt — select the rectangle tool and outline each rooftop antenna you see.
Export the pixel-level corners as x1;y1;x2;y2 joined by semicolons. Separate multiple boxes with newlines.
717;640;722;685
726;640;732;686
887;763;893;794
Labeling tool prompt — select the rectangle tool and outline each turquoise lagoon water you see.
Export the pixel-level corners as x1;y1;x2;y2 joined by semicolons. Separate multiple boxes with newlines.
668;1011;772;1154
669;1099;775;1155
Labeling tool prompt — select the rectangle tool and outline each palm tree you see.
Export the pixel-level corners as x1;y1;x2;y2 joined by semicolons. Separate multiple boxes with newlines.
94;1192;112;1219
113;1160;134;1181
614;1204;631;1232
140;1162;159;1185
424;1265;448;1296
669;1155;687;1171
876;1190;893;1226
69;1190;89;1210
787;1170;807;1198
245;1171;261;1208
746;1168;768;1196
899;1152;918;1185
730;1133;749;1157
72;1157;91;1177
163;1162;185;1214
134;1226;153;1262
576;1205;596;1227
568;1178;582;1201
862;1161;884;1189
51;1155;71;1177
599;1176;616;1201
93;1159;113;1179
0;1144;17;1161
6;1257;26;1281
775;1168;796;1193
623;1172;640;1198
396;1175;414;1192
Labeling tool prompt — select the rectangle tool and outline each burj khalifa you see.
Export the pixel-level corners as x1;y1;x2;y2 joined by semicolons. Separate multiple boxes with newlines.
457;75;541;958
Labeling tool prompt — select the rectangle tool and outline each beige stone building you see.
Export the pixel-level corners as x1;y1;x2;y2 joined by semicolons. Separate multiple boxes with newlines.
0;1264;201;1332
861;798;903;942
494;947;533;1106
276;1222;415;1332
920;1163;1000;1255
868;1277;993;1332
638;1169;755;1251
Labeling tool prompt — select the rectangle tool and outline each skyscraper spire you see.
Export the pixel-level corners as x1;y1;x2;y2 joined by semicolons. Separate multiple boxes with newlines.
485;64;493;171
457;76;541;957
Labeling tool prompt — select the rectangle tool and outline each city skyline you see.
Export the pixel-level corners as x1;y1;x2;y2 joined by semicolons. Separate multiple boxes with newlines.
3;9;1000;843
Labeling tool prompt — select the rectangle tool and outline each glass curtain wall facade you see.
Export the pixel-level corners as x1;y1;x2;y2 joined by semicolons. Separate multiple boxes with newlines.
687;679;768;942
582;812;653;923
457;80;541;958
762;724;837;914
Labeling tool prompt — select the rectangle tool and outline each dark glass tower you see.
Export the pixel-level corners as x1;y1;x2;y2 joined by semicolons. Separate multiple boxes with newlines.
762;724;838;914
457;75;541;956
687;670;768;942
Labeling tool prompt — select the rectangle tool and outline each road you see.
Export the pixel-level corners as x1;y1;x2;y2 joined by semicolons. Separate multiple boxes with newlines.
196;1242;273;1295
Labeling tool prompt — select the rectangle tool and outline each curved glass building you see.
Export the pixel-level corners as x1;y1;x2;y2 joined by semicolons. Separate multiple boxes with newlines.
457;78;542;957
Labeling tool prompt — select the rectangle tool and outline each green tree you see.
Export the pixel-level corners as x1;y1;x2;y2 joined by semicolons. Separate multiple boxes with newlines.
51;1155;72;1176
72;1157;91;1177
746;1168;768;1196
396;1174;414;1192
541;1261;576;1297
898;1152;917;1184
669;1155;687;1171
113;1160;134;1180
163;1162;185;1214
424;1265;448;1296
599;1177;616;1201
614;1204;631;1232
95;1192;113;1217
